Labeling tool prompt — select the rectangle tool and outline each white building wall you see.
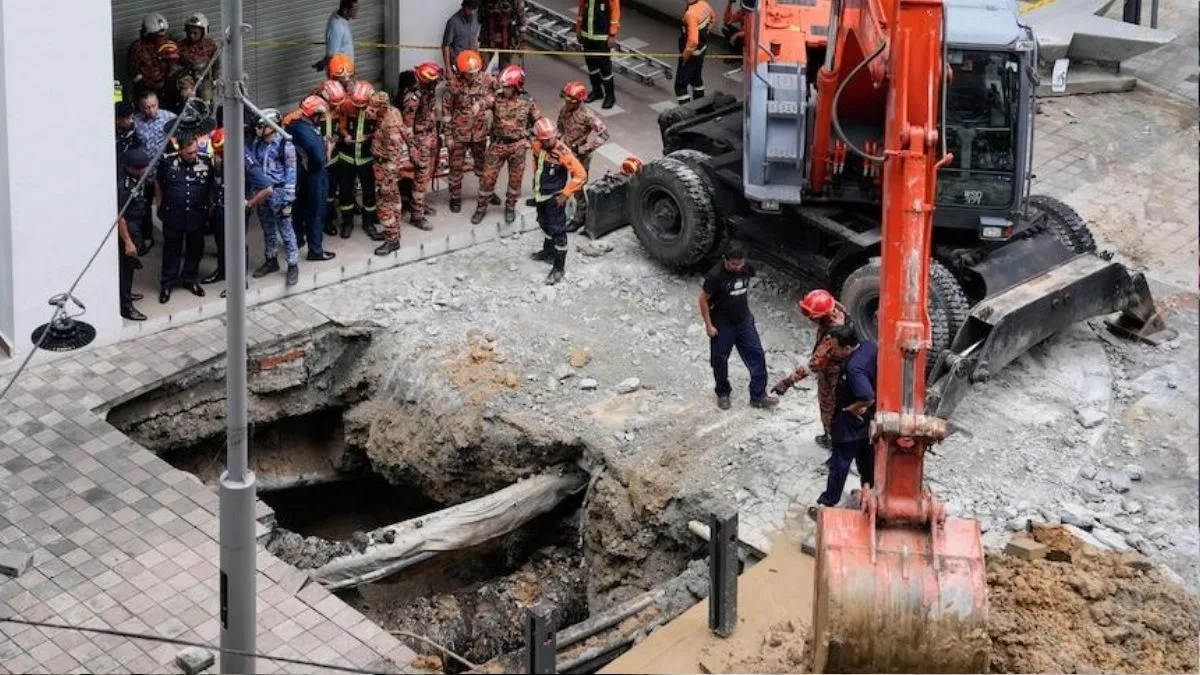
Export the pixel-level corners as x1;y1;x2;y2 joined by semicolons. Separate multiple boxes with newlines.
385;0;462;88
0;0;121;361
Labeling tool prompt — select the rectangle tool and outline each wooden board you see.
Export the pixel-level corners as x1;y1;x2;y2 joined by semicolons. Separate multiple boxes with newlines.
601;535;816;674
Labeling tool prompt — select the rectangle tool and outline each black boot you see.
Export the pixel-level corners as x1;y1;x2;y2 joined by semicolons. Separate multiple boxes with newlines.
602;78;616;109
339;213;354;238
530;238;555;263
362;222;384;241
285;264;299;286
470;207;487;225
449;197;461;213
252;258;279;278
374;240;401;256
504;208;516;224
545;249;566;285
586;74;604;103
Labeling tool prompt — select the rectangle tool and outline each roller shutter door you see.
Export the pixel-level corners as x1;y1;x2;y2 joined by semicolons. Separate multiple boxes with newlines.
111;0;385;111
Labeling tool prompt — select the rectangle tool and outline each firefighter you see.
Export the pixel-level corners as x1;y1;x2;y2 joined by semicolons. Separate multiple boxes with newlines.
472;65;543;226
575;0;620;108
529;117;586;285
179;13;220;105
128;13;171;101
721;0;749;51
367;91;413;256
771;289;851;448
336;81;380;240
286;95;337;261
402;61;444;230
556;81;609;231
156;41;185;112
676;0;716;104
443;50;496;214
480;0;527;70
315;80;348;233
325;53;357;93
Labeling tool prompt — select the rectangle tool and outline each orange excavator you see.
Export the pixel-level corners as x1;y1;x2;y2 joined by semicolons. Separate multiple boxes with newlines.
576;0;1176;669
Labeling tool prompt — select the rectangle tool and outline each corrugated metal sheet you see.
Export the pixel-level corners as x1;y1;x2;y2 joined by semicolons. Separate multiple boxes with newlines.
111;0;384;111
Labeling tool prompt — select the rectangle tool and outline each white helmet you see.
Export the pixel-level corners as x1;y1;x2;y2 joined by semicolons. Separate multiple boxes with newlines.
185;13;209;34
256;108;282;127
141;12;169;37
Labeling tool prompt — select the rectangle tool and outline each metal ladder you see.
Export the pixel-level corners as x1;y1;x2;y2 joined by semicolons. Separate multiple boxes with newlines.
523;0;674;86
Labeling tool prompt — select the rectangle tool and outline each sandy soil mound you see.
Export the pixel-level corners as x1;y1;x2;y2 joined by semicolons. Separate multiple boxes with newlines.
988;525;1199;673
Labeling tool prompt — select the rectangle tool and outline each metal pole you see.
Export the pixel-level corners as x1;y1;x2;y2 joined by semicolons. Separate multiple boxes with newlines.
707;508;738;637
1149;0;1159;28
219;0;256;669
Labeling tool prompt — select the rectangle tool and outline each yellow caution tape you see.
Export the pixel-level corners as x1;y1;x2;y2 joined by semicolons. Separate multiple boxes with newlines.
246;38;745;61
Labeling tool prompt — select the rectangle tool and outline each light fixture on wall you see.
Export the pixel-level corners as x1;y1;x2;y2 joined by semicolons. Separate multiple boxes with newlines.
30;294;96;352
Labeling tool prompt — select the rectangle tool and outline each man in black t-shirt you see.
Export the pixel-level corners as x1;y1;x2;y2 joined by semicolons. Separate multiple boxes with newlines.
698;244;778;410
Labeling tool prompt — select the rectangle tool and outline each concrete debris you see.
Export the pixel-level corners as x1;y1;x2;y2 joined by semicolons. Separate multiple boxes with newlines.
556;363;576;380
616;377;641;394
1121;498;1143;514
1059;503;1097;529
1075;407;1107;429
1062;524;1109;550
1006;516;1032;532
1097;515;1133;534
1091;527;1133;552
1079;465;1098;480
577;240;614;257
1106;471;1132;493
175;647;215;675
0;548;32;578
579;378;599;390
1121;463;1145;481
1004;537;1048;560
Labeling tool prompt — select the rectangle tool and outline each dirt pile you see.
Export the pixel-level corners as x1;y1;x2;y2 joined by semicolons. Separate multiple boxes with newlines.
988;525;1199;673
442;328;520;405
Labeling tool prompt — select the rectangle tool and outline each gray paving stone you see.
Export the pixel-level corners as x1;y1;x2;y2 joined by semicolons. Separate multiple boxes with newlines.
0;548;33;578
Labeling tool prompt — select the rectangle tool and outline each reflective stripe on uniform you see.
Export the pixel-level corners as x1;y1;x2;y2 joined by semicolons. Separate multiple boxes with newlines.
337;109;372;165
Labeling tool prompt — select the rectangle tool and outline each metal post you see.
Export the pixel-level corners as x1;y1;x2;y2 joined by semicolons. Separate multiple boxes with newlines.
1149;0;1159;28
524;604;557;674
219;0;256;670
1122;0;1142;24
708;508;738;637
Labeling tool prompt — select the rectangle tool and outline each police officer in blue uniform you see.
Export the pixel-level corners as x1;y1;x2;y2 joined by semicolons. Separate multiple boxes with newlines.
203;127;276;290
156;135;214;303
249;108;301;286
117;149;151;321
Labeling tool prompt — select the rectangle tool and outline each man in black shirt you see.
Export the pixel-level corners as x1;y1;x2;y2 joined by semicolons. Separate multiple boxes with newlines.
809;325;878;518
699;244;777;410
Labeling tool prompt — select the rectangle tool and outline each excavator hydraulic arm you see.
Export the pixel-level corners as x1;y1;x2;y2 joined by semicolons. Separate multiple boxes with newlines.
809;0;990;671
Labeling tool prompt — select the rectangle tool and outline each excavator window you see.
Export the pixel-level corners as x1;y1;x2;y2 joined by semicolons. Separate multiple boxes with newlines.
936;50;1021;209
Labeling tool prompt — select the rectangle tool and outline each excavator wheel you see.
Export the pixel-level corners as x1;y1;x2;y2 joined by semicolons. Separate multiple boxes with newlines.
666;149;727;259
629;157;718;270
839;258;970;356
1029;194;1098;254
812;506;991;673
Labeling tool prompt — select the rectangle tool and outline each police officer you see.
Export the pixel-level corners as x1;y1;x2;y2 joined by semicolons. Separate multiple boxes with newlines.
117;149;151;321
529;117;586;286
206;129;276;296
116;101;143;159
250;108;302;286
575;0;620;108
676;0;716;103
156;135;214;303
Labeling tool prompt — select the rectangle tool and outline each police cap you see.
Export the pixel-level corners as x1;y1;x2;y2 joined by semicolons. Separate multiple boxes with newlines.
115;101;136;118
122;148;151;169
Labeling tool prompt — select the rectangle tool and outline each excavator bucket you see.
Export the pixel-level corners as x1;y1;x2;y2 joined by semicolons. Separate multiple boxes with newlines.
812;506;990;674
582;172;635;239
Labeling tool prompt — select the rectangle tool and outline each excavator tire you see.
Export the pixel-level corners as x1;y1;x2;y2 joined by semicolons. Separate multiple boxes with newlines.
630;157;717;271
666;149;727;259
839;258;970;356
657;106;699;139
1029;194;1098;254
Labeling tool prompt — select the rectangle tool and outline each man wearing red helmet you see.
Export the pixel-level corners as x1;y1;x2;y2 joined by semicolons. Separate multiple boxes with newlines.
556;80;610;230
529;117;586;285
443;50;497;214
287;96;338;262
402;62;444;229
772;288;850;447
367;91;413;255
472;65;543;225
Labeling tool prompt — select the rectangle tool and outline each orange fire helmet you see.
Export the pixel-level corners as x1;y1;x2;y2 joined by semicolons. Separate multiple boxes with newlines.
415;61;443;85
562;81;588;102
800;289;836;318
349;81;375;108
620;156;643;175
157;41;180;59
327;53;355;80
299;95;329;118
210;128;225;154
533;117;557;141
498;65;525;89
455;49;483;75
318;79;347;106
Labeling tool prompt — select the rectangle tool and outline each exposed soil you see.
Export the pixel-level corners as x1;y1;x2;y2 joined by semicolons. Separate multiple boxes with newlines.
987;525;1200;674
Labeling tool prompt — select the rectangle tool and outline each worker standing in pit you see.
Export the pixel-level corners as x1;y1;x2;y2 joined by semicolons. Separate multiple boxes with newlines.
443;50;495;214
368;91;413;256
555;81;609;231
676;0;716;104
772;289;850;448
402;61;444;230
575;0;620;108
471;65;543;226
337;81;380;240
699;244;779;410
808;325;877;519
529;117;586;286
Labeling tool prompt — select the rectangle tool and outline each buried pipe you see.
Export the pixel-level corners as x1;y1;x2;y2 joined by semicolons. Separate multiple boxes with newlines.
312;470;589;590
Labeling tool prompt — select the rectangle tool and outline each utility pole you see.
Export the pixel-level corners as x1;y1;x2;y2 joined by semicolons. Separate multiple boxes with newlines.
219;0;256;669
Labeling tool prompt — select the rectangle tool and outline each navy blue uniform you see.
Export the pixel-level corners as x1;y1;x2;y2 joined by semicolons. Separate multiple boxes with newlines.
703;262;769;401
116;172;148;310
287;118;331;257
211;155;274;277
157;153;215;289
817;340;879;507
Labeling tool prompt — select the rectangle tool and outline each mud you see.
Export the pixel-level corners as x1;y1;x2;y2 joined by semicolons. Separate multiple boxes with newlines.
988;525;1200;674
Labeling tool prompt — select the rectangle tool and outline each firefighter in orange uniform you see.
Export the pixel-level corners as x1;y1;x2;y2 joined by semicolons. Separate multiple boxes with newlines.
402;61;444;230
367;91;413;256
471;65;543;225
529;117;586;286
676;0;716;103
443;50;497;214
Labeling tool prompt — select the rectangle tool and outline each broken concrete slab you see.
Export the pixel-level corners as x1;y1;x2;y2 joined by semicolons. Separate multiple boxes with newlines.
1075;407;1108;429
1060;503;1098;529
1092;527;1134;551
1063;523;1111;550
1005;538;1050;560
1037;64;1138;96
175;647;215;675
0;548;32;578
